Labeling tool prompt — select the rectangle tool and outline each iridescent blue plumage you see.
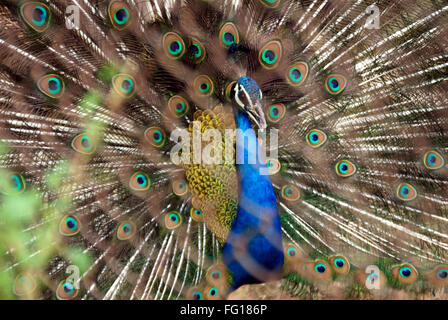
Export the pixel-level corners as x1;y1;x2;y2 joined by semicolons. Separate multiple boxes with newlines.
223;77;284;288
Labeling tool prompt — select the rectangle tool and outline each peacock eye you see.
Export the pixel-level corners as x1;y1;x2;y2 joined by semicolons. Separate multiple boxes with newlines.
204;286;221;300
190;207;203;222
188;38;206;64
56;280;78;300
267;104;285;123
206;264;227;288
396;183;417;201
59;215;81;236
426;265;448;287
266;158;281;175
209;287;217;296
20;2;51;32
186;288;203;300
437;268;448;280
172;179;188;196
13;274;36;296
423;150;444;170
259;0;281;8
400;267;412;278
335;160;356;177
330;255;350;275
112;74;136;98
165;211;182;229
219;22;239;48
2;173;26;194
71;133;96;155
392;263;418;284
145;127;166;148
129;171;150;191
283;244;302;264
366;272;379;284
306;129;327;148
286;62;309;87
117;221;136;240
192;291;203;300
194;75;214;96
325;74;346;95
163;32;186;59
287;248;296;257
281;184;300;201
37;74;65;99
258;40;282;70
108;1;131;30
168;95;189;118
314;263;327;274
334;258;345;268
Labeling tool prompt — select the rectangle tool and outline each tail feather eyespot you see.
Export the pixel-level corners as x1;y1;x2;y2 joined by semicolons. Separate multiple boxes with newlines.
206;264;228;287
129;171;150;191
259;40;282;70
145;127;166;148
165;211;182;229
56;280;78;300
329;255;350;275
112;74;136;98
186;287;204;300
259;0;281;8
335;160;356;177
20;2;51;32
423;150;445;170
108;1;132;30
168;95;189;118
286;62;309;87
117;221;136;240
281;185;300;201
13;274;36;297
267;104;285;123
1;173;26;194
392;263;418;285
37;74;65;98
59;215;81;236
188;38;207;64
306;129;327;148
396;183;417;201
194;75;214;97
190;207;204;222
72;134;96;155
308;260;332;281
325;74;346;95
163;32;186;59
219;22;239;48
266;158;281;175
283;243;304;265
172;179;188;196
427;265;448;287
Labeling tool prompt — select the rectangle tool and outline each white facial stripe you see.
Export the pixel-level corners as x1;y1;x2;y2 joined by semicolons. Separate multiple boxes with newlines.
242;87;252;109
234;84;244;107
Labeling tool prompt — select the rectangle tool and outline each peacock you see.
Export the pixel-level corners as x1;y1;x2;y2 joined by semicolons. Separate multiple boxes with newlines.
1;0;448;301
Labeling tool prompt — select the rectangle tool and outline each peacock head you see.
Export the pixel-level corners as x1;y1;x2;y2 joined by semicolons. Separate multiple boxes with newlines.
232;77;267;130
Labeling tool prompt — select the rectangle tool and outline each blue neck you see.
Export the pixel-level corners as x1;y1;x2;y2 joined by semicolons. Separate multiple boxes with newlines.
223;110;284;288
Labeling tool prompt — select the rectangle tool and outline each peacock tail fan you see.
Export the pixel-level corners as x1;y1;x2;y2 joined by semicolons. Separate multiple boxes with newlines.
0;0;447;300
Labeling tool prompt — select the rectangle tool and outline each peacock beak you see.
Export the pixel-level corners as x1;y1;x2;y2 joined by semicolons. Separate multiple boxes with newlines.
246;100;267;131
